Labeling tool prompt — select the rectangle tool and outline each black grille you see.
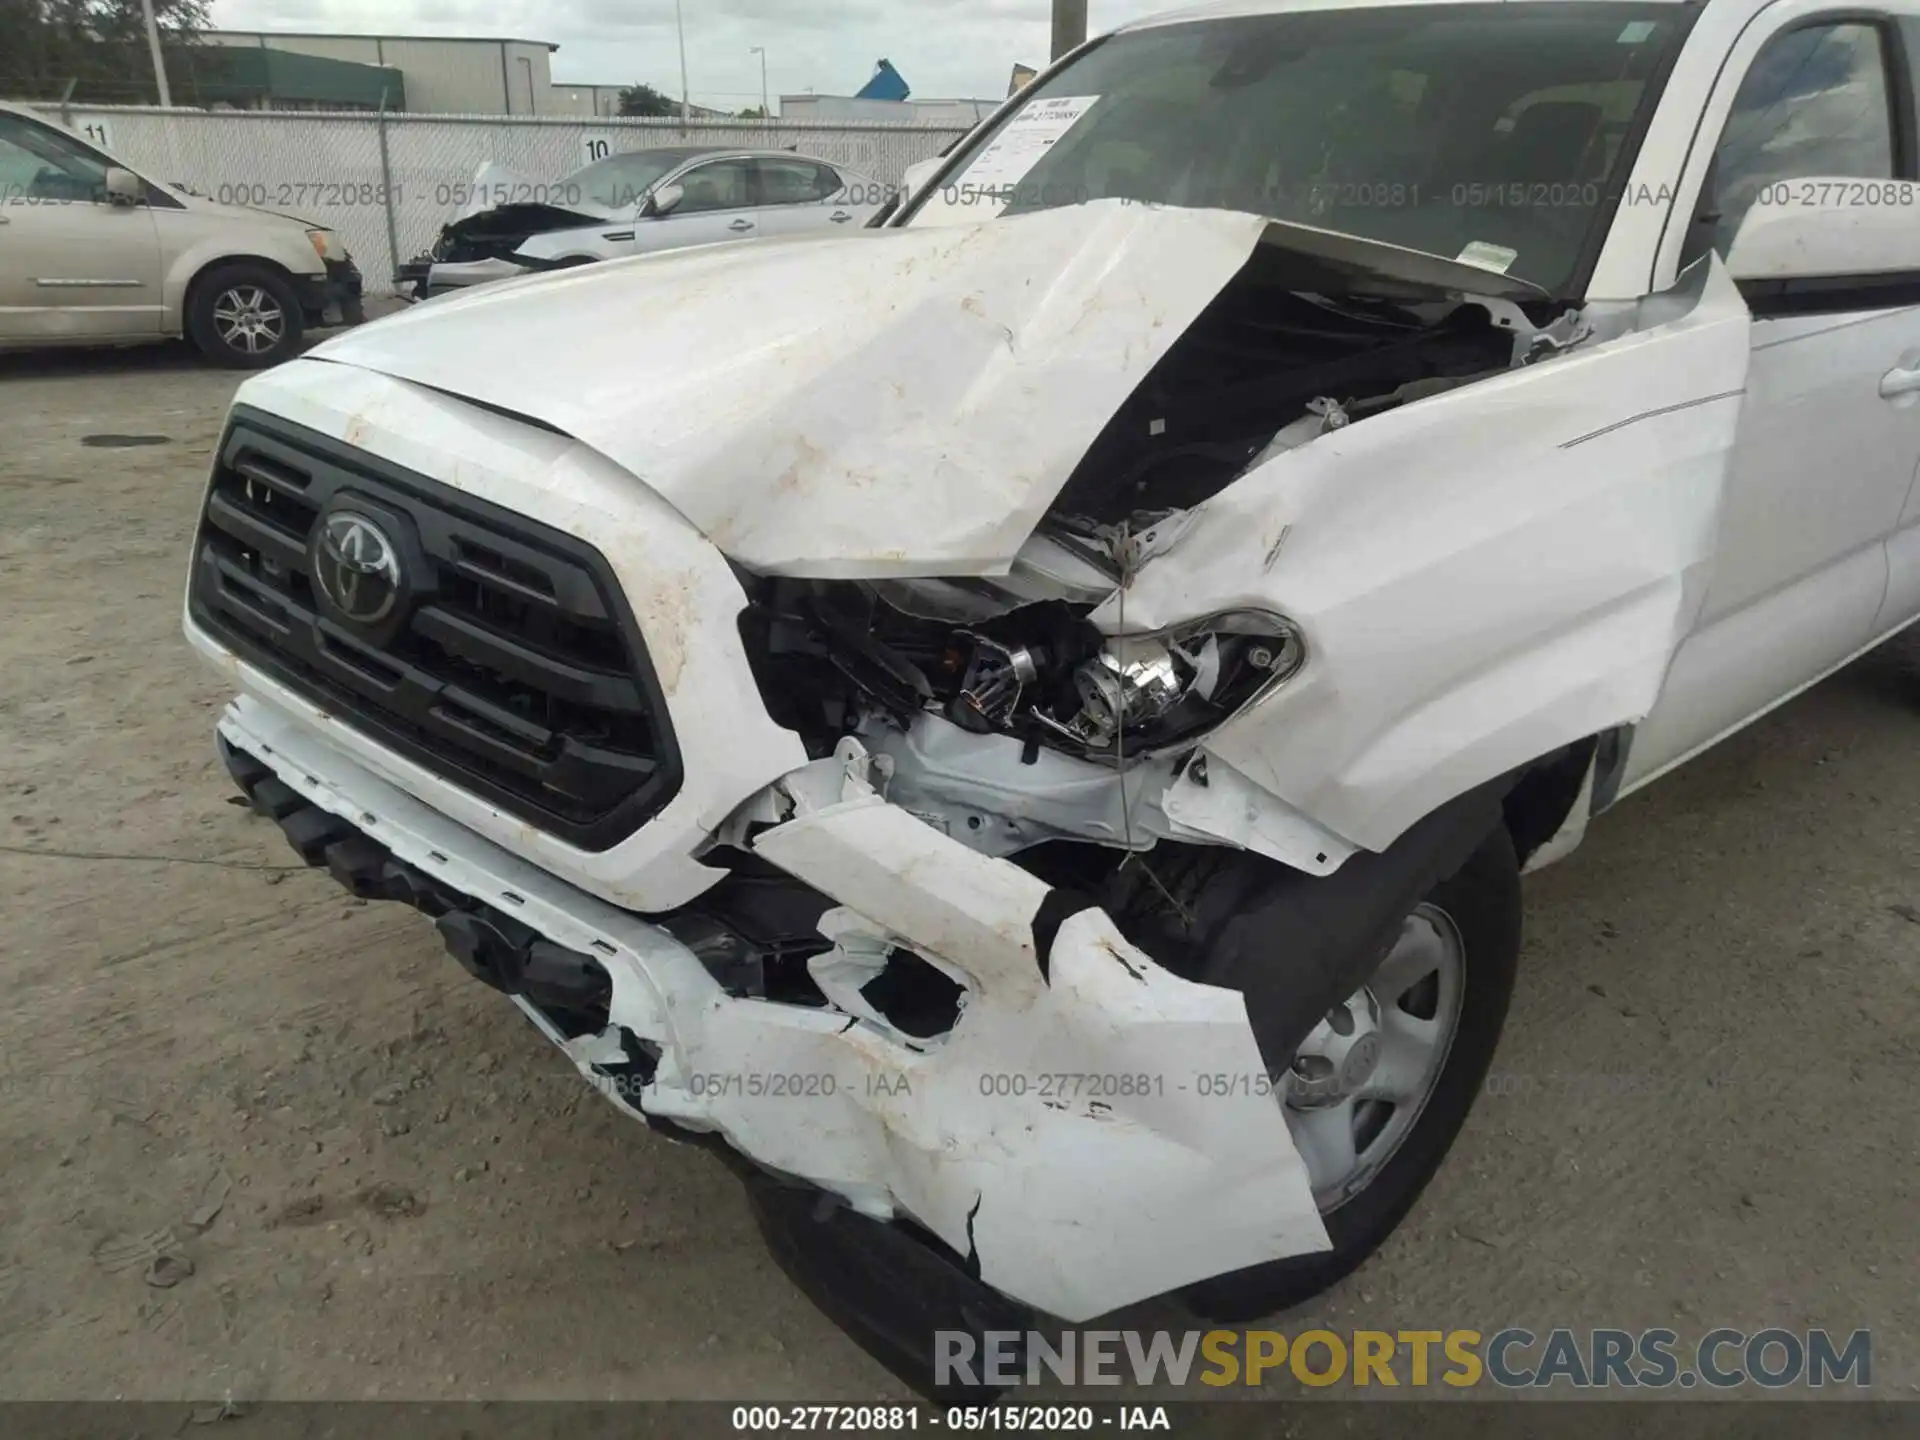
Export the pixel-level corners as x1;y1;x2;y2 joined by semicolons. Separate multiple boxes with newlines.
189;406;682;852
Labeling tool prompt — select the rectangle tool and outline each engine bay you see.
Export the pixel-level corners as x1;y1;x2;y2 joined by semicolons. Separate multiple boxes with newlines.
432;203;605;264
1049;239;1535;523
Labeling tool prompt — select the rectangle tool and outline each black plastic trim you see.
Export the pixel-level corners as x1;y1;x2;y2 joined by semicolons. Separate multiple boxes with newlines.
1740;268;1920;317
191;406;683;853
741;1172;1030;1403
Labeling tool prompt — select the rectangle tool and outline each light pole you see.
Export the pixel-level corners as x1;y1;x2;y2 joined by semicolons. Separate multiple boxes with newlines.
675;0;691;128
1051;0;1088;61
140;0;173;107
749;46;769;120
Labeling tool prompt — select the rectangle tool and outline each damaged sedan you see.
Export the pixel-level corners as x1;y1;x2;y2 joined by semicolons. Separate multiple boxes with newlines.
183;0;1920;1397
397;146;886;299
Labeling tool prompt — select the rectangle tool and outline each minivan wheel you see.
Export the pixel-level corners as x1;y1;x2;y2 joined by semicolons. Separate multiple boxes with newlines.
1180;825;1520;1323
188;264;305;369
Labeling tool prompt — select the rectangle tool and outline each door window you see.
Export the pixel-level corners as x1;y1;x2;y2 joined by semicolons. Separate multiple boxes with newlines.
755;158;843;206
1707;21;1899;256
672;158;754;214
0;114;111;203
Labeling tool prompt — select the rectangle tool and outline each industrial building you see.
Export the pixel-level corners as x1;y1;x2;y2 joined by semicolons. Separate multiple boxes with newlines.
196;33;744;118
164;43;404;111
778;94;1001;126
544;83;736;120
203;31;562;114
778;60;1004;127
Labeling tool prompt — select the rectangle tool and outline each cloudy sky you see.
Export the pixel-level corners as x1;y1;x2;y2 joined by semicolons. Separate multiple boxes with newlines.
207;0;1176;110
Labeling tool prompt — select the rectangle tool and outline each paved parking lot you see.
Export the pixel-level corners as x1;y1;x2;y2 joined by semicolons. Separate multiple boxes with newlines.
0;340;1914;1406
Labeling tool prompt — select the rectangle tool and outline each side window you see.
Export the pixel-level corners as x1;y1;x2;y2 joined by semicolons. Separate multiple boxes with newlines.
755;158;842;205
1906;19;1920;139
598;156;669;210
0;130;43;200
0;115;110;203
1709;22;1898;256
672;158;754;214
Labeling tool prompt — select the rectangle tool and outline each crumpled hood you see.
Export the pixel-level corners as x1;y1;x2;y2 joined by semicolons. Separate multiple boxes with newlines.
453;161;621;222
310;202;1272;576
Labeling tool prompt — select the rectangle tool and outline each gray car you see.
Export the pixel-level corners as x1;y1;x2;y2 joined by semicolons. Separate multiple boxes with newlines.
398;146;890;300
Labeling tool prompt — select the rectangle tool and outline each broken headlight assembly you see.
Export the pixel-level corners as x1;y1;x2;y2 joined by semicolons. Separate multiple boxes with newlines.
1025;610;1306;760
943;606;1305;761
736;576;1304;768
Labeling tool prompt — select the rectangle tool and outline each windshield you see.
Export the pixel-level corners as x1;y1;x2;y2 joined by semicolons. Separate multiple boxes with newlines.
562;149;706;210
907;3;1693;296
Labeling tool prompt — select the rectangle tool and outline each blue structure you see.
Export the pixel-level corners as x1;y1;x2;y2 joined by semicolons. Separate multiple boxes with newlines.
855;59;911;102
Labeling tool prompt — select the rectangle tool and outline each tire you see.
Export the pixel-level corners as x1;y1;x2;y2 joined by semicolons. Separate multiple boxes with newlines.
187;263;305;369
1180;823;1521;1323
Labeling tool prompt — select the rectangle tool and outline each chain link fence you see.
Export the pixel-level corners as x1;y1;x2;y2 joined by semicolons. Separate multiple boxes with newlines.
20;103;972;293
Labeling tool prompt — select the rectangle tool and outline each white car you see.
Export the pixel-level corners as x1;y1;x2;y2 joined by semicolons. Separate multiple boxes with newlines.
0;102;362;367
398;146;889;299
184;0;1920;1395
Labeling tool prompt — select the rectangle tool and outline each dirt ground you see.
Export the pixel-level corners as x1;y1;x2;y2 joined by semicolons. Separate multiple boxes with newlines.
0;336;1914;1407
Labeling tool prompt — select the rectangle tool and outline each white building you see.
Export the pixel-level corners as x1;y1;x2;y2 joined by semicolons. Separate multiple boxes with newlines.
547;82;629;118
778;94;1001;127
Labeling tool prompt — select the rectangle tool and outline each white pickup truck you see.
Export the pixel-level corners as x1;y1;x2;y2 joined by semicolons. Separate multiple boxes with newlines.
183;0;1920;1395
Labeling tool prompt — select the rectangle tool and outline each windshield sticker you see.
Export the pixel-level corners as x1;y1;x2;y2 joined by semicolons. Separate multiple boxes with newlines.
1617;21;1657;43
1456;241;1520;275
954;95;1100;210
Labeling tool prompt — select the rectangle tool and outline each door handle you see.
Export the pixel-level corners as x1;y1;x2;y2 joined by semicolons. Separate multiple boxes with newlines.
829;211;853;223
728;218;754;232
1881;365;1920;402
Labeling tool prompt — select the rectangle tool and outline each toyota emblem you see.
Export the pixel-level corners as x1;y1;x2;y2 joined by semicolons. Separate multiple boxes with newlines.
315;512;405;625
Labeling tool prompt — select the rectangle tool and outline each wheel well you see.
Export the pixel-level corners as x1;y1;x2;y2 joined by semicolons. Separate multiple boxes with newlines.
1502;734;1611;867
184;255;300;318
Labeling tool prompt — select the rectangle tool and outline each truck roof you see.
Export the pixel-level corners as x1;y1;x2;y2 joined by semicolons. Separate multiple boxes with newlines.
1122;0;1698;31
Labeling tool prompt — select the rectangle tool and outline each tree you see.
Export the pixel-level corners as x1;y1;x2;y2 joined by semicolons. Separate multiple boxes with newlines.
0;0;214;103
737;105;768;120
616;83;676;118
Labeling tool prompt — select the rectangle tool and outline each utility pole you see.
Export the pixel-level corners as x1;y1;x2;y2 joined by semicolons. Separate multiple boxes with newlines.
140;0;173;107
1050;0;1087;62
675;0;692;129
750;46;769;120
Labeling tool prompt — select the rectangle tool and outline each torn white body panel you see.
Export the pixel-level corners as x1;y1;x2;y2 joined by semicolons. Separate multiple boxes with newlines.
219;699;1325;1321
1113;260;1754;856
309;203;1273;577
864;711;1355;876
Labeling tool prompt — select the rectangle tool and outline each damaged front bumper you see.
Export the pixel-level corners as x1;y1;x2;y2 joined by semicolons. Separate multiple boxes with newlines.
294;258;366;326
211;690;1328;1333
395;255;528;302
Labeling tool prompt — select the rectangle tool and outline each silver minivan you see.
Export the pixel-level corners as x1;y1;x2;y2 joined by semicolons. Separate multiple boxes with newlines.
0;102;362;367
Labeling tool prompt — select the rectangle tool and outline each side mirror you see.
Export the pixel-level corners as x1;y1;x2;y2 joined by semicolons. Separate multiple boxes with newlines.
647;182;686;218
103;166;144;206
899;157;941;203
1724;177;1920;284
